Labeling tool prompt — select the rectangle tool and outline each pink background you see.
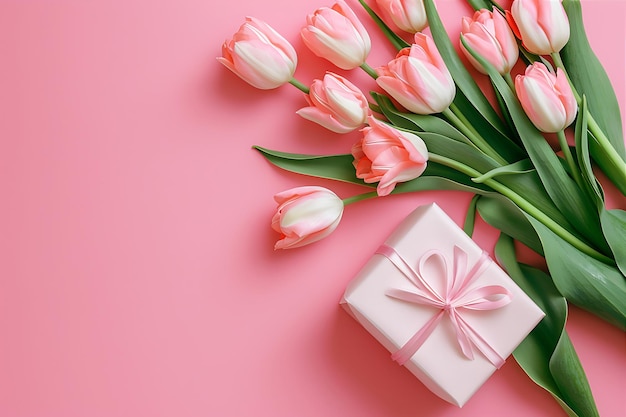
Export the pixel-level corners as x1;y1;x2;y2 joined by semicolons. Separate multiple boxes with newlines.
1;0;624;416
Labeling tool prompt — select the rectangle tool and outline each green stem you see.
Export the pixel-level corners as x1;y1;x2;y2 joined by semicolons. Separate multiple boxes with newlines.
289;78;309;94
443;106;508;165
556;130;583;188
429;152;613;264
503;72;515;92
360;62;379;79
342;191;378;206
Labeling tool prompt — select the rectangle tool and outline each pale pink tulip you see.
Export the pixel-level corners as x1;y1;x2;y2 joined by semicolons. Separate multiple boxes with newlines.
515;62;577;132
376;33;455;115
301;0;371;70
460;8;519;74
376;0;428;33
352;116;428;196
508;0;570;55
218;17;297;89
296;72;369;133
272;186;344;249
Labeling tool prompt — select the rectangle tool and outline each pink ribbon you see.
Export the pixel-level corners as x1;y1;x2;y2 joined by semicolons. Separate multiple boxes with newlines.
376;244;512;368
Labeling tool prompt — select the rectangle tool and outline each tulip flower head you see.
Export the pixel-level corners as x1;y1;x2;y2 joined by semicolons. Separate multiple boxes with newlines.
352;116;429;196
376;33;455;114
301;0;372;70
507;0;570;55
218;17;297;89
272;186;344;250
515;62;577;133
375;0;428;34
296;72;369;133
460;8;519;75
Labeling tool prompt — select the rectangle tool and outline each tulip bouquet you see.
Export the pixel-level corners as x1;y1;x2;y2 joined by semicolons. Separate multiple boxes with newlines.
219;0;625;415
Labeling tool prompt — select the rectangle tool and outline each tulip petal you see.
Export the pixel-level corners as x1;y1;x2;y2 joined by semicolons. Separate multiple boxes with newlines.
377;160;427;196
296;107;356;133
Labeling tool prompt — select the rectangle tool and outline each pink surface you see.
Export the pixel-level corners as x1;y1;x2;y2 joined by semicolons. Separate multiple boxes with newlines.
0;0;624;416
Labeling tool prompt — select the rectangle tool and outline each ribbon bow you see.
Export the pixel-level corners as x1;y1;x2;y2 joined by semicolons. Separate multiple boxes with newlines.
376;244;512;368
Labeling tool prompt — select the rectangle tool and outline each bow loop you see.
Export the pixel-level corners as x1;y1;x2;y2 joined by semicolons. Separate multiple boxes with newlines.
377;244;512;368
453;285;512;310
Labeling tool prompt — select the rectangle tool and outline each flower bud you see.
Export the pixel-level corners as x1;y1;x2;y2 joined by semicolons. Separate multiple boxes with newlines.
301;1;371;70
296;72;369;133
272;186;344;249
218;17;297;90
460;8;519;75
515;62;577;132
375;0;428;33
376;33;455;114
352;116;429;196
508;0;570;55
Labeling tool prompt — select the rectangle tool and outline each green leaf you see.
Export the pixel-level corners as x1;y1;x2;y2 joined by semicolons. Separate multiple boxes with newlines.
472;159;534;183
394;162;493;194
574;96;603;205
491;80;521;146
561;0;625;160
465;0;493;10
600;209;626;277
372;93;472;145
573;97;626;276
357;0;409;51
466;0;505;13
463;194;480;237
419;131;501;173
391;171;489;195
423;0;513;143
253;146;366;185
477;194;543;255
461;36;608;255
549;332;599;417
525;215;626;330
495;234;600;417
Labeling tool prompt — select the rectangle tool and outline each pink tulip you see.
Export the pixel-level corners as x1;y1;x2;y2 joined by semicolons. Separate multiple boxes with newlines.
376;0;428;33
376;33;455;115
460;8;519;75
296;72;369;133
352;116;429;196
508;0;570;55
301;0;371;70
515;62;577;132
272;186;344;250
218;17;297;89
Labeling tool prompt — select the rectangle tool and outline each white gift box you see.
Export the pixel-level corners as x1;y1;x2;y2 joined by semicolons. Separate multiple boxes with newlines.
341;203;545;407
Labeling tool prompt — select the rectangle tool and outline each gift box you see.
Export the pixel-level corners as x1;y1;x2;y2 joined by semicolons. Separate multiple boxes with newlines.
340;203;545;407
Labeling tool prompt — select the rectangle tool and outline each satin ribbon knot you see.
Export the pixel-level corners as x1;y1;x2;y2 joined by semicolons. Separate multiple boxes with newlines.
376;244;512;368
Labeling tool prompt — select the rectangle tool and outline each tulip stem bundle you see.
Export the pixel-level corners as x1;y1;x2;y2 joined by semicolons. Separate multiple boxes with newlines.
442;106;508;165
427;153;612;264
